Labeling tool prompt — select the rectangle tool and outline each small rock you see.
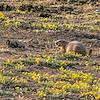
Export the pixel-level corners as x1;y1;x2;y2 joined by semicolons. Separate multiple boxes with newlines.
6;39;25;49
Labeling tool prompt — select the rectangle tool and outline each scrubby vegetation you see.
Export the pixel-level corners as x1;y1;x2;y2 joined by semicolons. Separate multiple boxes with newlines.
0;0;99;100
0;52;99;99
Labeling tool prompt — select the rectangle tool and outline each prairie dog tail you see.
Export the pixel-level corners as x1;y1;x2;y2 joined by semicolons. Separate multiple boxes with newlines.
88;49;92;56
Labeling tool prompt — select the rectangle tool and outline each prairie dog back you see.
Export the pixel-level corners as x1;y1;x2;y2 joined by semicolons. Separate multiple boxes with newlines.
66;41;86;55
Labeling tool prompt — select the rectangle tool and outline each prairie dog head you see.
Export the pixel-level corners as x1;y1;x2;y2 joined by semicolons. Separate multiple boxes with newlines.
55;39;68;53
55;39;67;47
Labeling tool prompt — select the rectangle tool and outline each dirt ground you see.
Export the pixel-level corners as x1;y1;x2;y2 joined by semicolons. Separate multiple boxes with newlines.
0;0;100;100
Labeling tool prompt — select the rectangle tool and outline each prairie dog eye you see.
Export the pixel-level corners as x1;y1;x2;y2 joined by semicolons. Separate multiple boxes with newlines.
56;41;62;46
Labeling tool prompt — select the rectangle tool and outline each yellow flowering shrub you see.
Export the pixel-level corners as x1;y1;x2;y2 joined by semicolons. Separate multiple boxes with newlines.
11;76;28;84
23;72;41;83
37;90;46;97
34;56;42;65
0;73;9;84
0;12;6;20
71;81;89;92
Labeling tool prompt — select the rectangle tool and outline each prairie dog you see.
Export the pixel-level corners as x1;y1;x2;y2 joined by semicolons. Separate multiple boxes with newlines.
55;40;92;55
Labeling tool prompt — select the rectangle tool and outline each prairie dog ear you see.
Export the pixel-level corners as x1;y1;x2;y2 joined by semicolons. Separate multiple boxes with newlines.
55;39;67;47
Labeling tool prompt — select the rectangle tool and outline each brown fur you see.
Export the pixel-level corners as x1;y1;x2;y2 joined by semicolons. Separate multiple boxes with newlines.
55;40;92;55
66;41;86;55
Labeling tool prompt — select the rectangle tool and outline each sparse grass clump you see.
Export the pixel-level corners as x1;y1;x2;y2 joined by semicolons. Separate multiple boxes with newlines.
4;19;24;28
1;51;99;99
16;9;27;14
56;52;82;61
64;23;100;32
0;72;9;84
31;22;59;30
93;66;100;71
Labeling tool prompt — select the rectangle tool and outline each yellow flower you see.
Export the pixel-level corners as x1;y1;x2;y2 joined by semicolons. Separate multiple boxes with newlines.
62;83;71;90
0;12;6;20
0;74;9;84
80;73;93;83
15;87;20;93
95;95;100;100
54;81;66;88
34;56;41;64
71;73;80;79
37;90;46;97
82;91;96;97
11;77;28;84
31;72;41;82
72;81;89;92
49;88;62;95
